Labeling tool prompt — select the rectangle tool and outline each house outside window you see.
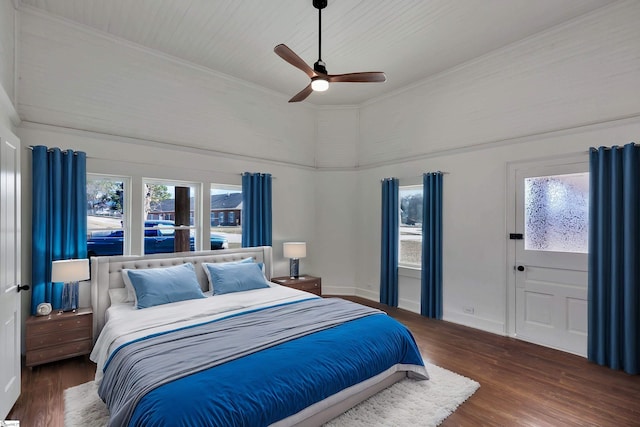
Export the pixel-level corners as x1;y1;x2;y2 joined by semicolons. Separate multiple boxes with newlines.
211;184;242;249
143;180;200;254
399;185;422;267
86;175;128;257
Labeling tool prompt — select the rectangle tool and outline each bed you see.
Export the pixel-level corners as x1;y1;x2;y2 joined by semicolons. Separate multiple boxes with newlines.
89;246;428;427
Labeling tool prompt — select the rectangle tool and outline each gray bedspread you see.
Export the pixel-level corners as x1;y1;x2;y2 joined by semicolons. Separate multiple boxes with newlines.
99;297;381;427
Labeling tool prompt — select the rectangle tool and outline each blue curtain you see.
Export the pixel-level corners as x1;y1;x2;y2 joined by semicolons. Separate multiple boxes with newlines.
241;173;272;247
421;172;443;318
380;178;399;306
588;143;640;375
31;146;87;315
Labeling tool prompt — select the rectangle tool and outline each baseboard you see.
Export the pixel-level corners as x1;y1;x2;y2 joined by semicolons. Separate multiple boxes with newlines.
444;311;506;335
322;285;358;296
333;287;506;337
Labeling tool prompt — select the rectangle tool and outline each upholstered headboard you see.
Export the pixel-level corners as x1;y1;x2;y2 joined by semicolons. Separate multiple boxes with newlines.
90;246;273;340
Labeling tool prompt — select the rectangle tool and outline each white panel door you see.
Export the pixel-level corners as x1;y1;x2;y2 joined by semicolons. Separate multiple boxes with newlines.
514;161;588;356
0;135;21;419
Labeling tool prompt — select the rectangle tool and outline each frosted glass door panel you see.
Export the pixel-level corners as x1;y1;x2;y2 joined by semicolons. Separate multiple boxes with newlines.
524;173;589;253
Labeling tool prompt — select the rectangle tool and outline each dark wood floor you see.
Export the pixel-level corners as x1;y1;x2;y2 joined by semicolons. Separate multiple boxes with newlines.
8;296;640;426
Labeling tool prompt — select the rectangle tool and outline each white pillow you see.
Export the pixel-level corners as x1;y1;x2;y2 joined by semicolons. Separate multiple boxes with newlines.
122;269;137;304
108;288;130;305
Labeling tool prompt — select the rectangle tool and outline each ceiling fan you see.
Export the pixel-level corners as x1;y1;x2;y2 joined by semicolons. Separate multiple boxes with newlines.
274;0;387;103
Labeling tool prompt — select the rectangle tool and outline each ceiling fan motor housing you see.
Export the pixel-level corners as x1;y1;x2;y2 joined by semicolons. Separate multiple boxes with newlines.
313;0;328;10
314;60;327;74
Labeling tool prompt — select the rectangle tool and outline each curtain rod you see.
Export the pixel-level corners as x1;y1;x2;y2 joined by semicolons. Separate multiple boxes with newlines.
381;171;449;182
26;145;89;157
239;173;277;179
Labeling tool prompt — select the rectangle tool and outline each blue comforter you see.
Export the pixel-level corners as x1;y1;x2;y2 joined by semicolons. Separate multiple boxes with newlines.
99;298;427;427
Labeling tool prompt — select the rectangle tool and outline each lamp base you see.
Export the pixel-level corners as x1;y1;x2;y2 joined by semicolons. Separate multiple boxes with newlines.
61;281;79;312
289;258;300;279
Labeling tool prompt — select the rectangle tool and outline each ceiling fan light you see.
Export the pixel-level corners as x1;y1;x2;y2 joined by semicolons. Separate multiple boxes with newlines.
311;78;329;92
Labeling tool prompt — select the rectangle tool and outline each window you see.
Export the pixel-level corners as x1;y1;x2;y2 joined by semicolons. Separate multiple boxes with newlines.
86;175;128;257
143;180;200;254
524;172;589;253
399;185;423;267
211;184;242;249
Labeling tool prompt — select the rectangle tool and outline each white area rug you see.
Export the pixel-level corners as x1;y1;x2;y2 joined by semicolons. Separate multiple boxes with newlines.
65;363;479;427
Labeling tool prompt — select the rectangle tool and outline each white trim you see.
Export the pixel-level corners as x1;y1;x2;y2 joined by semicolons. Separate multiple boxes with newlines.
398;298;420;314
444;311;506;336
399;266;420;279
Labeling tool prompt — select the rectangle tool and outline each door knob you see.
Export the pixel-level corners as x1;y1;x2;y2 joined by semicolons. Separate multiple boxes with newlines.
17;284;30;292
517;266;525;272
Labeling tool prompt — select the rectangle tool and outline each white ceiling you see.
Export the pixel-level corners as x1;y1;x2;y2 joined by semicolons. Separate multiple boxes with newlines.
19;0;617;105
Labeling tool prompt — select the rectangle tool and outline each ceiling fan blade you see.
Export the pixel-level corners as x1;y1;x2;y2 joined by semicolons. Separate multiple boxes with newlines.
274;44;316;79
328;72;387;83
289;84;313;103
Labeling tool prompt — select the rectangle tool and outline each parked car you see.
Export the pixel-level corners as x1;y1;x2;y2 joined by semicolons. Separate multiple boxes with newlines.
87;220;228;257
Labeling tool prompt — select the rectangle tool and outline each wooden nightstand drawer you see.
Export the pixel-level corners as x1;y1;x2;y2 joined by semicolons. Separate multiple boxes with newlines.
25;308;93;367
25;339;93;367
28;313;92;336
271;276;322;296
26;327;92;350
296;281;321;292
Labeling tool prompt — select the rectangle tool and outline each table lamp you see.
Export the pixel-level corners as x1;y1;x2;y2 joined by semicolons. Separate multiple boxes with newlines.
52;259;90;312
283;242;306;279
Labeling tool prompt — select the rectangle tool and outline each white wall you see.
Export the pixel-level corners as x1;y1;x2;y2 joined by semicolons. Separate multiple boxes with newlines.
13;0;640;342
342;1;640;334
312;170;358;294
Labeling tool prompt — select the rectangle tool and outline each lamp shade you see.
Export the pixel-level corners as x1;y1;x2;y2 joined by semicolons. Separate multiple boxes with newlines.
283;242;306;259
51;259;90;283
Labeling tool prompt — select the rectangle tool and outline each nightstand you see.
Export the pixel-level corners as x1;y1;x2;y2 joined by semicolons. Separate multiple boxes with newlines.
25;307;93;367
271;275;322;296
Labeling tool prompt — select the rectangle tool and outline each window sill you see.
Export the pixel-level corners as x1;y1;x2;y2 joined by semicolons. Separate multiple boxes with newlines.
399;266;421;279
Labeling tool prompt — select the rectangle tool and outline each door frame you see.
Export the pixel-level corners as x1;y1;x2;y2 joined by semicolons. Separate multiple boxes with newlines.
505;152;588;339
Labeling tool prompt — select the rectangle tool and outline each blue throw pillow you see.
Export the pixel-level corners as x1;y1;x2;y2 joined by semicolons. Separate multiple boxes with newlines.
126;263;206;309
202;257;255;291
204;262;270;295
